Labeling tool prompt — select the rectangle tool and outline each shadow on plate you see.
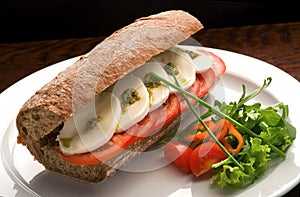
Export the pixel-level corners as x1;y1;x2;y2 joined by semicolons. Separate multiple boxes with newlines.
14;165;196;197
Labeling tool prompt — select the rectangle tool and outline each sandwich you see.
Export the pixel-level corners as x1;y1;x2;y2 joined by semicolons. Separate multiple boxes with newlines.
16;10;226;183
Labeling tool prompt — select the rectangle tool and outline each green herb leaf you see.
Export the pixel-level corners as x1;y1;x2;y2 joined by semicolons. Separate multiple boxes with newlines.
258;107;281;127
211;137;271;188
285;120;297;140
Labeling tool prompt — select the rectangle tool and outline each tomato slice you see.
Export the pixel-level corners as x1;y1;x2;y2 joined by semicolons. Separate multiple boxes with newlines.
57;142;123;166
125;111;159;138
189;141;227;177
152;94;180;131
179;77;201;112
196;50;226;79
57;94;180;166
164;142;193;174
196;68;216;98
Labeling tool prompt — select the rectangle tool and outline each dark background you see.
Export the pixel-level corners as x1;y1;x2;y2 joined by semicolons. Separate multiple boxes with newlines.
1;0;299;43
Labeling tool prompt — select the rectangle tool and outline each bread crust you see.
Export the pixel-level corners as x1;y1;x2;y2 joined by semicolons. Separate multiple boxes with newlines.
16;10;203;183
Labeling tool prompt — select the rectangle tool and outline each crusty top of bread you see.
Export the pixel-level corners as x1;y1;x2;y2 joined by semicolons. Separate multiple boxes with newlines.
16;10;203;143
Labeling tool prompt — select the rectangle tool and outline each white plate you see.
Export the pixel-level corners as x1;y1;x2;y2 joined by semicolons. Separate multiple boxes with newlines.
0;47;299;197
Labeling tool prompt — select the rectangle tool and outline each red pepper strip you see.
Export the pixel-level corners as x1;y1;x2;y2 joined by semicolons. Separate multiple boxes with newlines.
221;122;244;154
214;119;229;140
189;141;201;150
183;119;228;143
183;121;215;142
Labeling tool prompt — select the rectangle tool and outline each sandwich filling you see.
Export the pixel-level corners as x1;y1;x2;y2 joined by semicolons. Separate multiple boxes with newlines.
56;46;226;165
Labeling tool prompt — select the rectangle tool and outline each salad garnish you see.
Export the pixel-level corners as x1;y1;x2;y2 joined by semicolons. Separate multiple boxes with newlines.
151;72;296;188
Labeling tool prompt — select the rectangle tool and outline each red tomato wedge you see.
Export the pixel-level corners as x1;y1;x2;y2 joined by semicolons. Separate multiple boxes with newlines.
164;142;193;174
190;141;227;177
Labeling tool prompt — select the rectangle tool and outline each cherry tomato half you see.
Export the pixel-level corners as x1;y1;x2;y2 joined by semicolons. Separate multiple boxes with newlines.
164;142;193;174
190;141;227;177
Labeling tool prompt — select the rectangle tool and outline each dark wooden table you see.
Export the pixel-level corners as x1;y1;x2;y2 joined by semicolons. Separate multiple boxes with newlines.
0;22;299;196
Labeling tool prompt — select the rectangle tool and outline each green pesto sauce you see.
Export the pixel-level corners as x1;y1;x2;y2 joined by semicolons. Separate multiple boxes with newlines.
186;50;201;59
144;73;160;84
145;82;161;108
60;138;72;148
178;77;187;84
164;62;180;75
85;116;102;130
145;81;161;93
121;88;140;113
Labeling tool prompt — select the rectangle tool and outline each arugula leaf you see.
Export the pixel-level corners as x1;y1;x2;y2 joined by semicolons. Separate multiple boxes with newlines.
211;137;271;188
258;107;281;126
274;102;289;119
229;77;272;116
210;78;296;188
260;126;293;152
285;120;297;140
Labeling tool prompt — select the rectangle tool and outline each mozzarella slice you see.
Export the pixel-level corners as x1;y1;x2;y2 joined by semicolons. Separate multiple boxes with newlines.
130;62;170;111
176;45;213;73
153;47;196;92
58;92;121;154
112;75;149;131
